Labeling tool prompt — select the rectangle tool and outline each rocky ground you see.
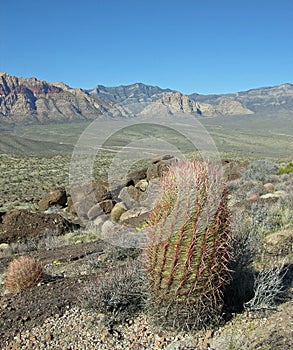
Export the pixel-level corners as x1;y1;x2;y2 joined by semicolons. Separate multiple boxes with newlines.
0;158;292;349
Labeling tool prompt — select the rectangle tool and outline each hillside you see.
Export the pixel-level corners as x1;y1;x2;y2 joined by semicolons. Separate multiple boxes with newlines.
0;73;109;124
190;83;293;114
1;72;293;125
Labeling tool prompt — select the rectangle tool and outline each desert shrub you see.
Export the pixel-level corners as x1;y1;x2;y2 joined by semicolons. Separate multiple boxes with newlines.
250;201;282;235
5;256;44;293
244;264;288;311
241;160;279;182
210;314;269;350
145;160;231;331
278;162;293;175
223;210;260;312
80;259;146;325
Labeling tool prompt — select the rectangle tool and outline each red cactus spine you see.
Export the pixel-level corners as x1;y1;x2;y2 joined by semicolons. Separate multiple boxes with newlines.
5;256;44;293
145;160;231;329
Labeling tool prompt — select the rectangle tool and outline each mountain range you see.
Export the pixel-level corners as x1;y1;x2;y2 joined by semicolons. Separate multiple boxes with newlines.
0;72;292;125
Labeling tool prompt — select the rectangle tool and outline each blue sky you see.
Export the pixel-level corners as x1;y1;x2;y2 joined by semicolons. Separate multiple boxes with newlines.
1;0;292;94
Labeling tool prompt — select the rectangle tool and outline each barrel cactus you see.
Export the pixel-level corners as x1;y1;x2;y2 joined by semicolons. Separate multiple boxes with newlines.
5;256;44;293
145;160;231;330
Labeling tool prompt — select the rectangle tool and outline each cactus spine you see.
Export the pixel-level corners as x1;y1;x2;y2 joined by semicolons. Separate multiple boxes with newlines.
145;160;231;330
5;256;44;293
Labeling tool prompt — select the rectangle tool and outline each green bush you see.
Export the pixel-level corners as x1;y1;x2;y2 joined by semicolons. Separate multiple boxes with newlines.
278;162;293;175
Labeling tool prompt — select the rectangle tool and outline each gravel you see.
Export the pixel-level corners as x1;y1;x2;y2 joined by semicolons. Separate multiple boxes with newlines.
2;307;201;350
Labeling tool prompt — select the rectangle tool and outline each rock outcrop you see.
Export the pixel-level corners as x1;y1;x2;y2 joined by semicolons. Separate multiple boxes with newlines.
140;91;253;117
2;72;292;124
0;73;108;124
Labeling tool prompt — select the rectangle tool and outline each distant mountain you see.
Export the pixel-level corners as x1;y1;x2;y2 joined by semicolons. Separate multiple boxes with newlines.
89;83;253;116
0;72;292;125
189;83;293;114
0;72;111;124
89;83;173;105
140;91;253;117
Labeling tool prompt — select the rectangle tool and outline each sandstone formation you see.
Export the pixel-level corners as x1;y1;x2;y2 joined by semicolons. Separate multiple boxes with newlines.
1;72;293;124
140;91;253;117
0;73;107;124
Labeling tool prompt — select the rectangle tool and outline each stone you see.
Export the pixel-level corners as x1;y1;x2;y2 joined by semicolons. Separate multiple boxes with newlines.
70;179;111;205
99;199;115;214
146;163;160;180
93;215;107;228
126;168;148;186
119;207;150;226
101;220;118;237
110;203;127;222
92;180;112;202
249;194;260;201
147;158;177;180
118;186;147;209
164;336;196;349
135;179;149;192
263;229;293;256
66;196;76;215
38;187;67;211
73;201;93;220
151;154;175;164
260;190;285;200
0;243;10;254
87;204;104;221
45;205;63;214
264;182;275;192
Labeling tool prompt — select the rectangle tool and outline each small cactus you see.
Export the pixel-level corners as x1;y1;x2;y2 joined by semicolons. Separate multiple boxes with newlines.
145;160;231;330
5;256;44;293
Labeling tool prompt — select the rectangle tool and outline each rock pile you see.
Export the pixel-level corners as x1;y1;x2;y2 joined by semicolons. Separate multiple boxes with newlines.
69;155;178;233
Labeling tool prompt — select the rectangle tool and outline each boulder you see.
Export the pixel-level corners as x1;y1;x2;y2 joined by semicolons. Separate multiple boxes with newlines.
99;199;115;214
263;229;293;256
110;203;127;222
126;168;148;186
93;215;107;228
66;195;76;215
147;157;177;180
135;179;149;192
151;154;175;164
146;163;159;180
70;179;112;205
38;187;67;211
0;209;79;244
87;204;104;221
118;186;147;209
73;201;93;220
119;207;150;226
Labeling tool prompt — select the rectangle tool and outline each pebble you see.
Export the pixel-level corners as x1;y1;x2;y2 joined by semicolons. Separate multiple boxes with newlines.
2;307;199;350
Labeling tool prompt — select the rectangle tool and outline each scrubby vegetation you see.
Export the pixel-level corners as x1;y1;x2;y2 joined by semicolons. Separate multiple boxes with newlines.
0;155;292;348
278;161;293;175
